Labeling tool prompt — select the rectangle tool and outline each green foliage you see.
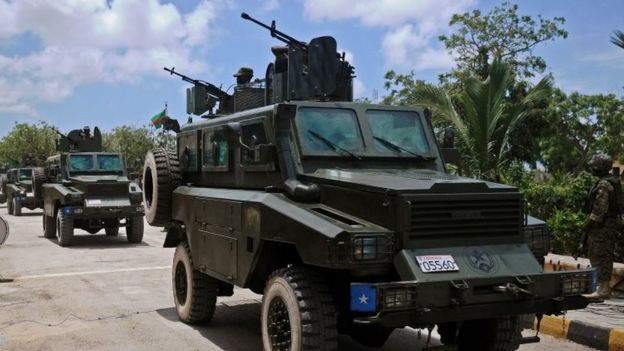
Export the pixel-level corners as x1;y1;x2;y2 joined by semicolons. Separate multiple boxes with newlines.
611;30;624;49
547;210;586;255
439;2;567;81
540;91;624;172
0;122;58;167
102;126;175;171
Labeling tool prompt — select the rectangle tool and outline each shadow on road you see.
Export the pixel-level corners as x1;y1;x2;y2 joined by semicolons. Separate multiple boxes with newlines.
13;212;43;217
39;234;151;249
156;303;440;350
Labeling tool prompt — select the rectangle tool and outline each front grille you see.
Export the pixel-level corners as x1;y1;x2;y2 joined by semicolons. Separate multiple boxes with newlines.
86;183;128;197
407;194;522;239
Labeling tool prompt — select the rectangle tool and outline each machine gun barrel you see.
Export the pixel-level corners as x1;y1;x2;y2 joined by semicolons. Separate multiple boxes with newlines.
163;67;229;99
241;12;307;51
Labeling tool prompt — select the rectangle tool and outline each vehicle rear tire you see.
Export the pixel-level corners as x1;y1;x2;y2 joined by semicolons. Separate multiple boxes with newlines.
172;241;218;323
348;324;394;348
32;167;46;200
7;195;14;215
43;211;56;238
57;211;74;247
453;316;522;351
126;216;144;243
105;226;119;236
142;148;181;227
261;266;338;351
13;197;21;216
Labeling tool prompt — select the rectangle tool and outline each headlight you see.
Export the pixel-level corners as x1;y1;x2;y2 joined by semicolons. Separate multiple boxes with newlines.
560;270;596;295
352;235;392;260
380;286;417;310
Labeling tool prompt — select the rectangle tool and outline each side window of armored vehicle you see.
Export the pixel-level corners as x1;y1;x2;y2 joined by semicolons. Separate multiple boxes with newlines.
202;129;229;171
178;134;198;170
240;121;275;170
296;107;364;154
366;110;430;155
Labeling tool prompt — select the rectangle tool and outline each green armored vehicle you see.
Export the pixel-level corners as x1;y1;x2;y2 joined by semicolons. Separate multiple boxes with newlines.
2;167;44;216
39;127;144;247
142;13;592;351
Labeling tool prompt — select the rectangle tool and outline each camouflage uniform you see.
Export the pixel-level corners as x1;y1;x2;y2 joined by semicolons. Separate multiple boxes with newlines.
587;177;617;282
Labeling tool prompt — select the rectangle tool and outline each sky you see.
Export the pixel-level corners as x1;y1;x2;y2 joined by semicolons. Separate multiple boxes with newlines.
0;0;622;138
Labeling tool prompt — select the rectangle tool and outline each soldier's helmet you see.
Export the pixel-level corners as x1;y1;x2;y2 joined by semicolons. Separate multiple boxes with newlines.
234;67;253;85
589;153;613;174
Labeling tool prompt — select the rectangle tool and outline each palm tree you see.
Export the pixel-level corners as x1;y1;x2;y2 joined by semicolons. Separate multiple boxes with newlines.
611;30;624;49
413;61;552;181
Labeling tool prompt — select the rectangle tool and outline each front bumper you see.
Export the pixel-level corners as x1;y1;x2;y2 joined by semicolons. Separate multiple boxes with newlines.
63;204;144;219
350;270;594;328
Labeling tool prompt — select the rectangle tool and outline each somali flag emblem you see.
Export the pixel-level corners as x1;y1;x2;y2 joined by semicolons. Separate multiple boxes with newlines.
350;284;376;313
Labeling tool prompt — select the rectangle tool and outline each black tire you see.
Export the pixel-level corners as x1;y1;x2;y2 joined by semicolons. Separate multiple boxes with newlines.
32;167;46;201
454;316;522;351
105;226;119;236
7;195;13;215
348;324;394;348
126;216;144;243
142;148;181;226
13;197;21;216
172;241;218;323
43;211;56;238
57;211;74;247
261;266;338;351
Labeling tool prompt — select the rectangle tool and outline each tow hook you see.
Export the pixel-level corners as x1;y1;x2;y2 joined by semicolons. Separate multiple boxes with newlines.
492;283;533;296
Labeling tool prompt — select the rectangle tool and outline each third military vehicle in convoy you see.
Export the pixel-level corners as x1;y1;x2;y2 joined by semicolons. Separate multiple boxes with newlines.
142;13;593;351
38;127;144;246
2;167;44;216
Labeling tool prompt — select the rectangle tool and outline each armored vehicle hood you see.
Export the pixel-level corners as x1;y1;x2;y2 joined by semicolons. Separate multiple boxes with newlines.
302;168;515;194
68;175;130;183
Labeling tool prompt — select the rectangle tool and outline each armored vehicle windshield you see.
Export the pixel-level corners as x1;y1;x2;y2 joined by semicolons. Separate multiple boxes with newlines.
68;154;124;175
18;169;33;180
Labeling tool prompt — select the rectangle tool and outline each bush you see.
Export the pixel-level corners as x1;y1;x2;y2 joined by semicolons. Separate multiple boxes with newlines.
547;210;585;255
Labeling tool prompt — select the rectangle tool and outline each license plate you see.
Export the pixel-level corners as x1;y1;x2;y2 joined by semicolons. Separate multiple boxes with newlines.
415;255;459;273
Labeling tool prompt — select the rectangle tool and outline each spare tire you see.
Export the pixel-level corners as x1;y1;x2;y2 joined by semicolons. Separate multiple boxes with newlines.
142;148;181;226
32;167;46;200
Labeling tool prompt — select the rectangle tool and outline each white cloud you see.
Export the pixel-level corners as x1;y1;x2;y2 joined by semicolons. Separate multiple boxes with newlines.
353;78;367;98
259;0;279;13
303;0;474;71
0;0;227;115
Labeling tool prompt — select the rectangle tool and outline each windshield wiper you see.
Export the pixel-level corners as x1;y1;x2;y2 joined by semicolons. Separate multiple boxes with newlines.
307;130;362;160
373;136;436;161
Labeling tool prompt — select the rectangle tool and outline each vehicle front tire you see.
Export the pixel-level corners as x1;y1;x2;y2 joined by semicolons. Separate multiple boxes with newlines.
105;226;119;236
13;197;21;216
126;216;144;243
172;241;218;323
142;148;181;226
43;211;56;238
57;211;74;247
261;266;338;351
453;316;522;351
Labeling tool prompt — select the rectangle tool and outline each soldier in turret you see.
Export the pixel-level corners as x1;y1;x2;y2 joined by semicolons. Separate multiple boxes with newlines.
234;67;254;85
583;153;622;299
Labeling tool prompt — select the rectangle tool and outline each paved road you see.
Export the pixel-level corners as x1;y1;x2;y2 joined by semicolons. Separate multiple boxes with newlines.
0;206;595;350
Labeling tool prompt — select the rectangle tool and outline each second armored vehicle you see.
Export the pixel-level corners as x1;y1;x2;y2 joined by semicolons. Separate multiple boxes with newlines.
2;167;44;216
39;127;145;246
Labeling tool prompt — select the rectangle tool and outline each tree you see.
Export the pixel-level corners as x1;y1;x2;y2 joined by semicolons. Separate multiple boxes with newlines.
409;61;552;181
0;122;58;167
612;30;624;49
540;91;624;173
439;2;567;81
102;126;175;172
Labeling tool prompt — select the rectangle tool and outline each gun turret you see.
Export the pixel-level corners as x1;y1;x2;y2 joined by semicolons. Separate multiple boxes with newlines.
56;126;102;152
164;67;232;116
241;12;354;103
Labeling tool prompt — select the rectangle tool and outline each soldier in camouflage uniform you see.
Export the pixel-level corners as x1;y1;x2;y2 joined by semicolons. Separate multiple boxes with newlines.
583;153;622;299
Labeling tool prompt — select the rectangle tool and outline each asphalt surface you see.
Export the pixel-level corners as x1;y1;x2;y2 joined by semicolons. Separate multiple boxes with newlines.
0;205;595;350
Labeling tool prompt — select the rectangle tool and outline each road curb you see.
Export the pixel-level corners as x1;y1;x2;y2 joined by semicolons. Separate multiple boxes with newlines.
530;315;624;350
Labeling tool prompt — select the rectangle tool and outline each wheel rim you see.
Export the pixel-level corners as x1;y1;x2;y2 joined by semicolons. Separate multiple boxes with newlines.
267;296;292;350
174;261;188;305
